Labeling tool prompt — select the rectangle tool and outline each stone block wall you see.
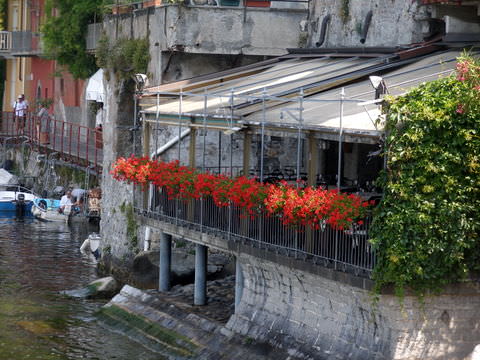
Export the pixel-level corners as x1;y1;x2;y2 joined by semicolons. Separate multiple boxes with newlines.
227;254;480;360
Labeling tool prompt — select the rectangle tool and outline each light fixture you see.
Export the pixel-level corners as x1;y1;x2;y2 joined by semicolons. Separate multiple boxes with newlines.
369;76;388;100
133;73;149;91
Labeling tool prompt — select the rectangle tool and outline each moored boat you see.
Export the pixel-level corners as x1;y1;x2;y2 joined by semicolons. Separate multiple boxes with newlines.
32;198;68;222
0;185;37;215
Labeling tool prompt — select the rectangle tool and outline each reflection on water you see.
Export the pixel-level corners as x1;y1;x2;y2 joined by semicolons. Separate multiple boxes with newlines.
0;214;159;360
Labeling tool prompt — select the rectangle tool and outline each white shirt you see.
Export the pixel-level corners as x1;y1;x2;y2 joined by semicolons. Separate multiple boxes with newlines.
13;100;28;117
60;194;73;207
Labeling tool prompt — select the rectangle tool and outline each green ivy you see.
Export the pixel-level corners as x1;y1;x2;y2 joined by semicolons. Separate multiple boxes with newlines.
96;35;150;82
371;54;480;297
41;0;104;79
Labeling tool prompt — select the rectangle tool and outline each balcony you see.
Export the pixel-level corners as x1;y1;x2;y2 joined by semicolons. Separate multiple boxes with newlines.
136;188;375;277
0;31;42;58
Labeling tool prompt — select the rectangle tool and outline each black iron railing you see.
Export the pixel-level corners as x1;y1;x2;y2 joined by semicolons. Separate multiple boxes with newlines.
136;187;375;277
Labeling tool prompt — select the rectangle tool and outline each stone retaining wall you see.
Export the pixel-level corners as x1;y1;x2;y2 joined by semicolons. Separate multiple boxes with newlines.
227;254;480;360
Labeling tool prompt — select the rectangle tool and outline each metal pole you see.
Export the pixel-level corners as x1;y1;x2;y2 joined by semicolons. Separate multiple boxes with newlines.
176;91;183;224
228;90;234;239
334;87;345;270
337;87;345;190
260;88;266;182
296;89;304;188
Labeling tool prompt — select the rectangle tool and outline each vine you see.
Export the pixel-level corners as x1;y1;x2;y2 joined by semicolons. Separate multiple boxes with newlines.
96;35;150;82
370;53;480;298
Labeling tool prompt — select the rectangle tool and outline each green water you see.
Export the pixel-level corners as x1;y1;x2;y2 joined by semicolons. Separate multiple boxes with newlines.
0;214;159;360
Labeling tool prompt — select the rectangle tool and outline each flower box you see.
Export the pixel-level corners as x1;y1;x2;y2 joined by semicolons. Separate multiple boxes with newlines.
245;0;270;7
112;4;132;15
143;0;162;7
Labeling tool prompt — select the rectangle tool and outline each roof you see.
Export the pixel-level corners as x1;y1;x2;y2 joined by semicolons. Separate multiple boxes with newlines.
139;48;477;142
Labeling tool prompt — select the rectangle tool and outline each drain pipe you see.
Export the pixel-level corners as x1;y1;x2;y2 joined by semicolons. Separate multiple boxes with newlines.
144;226;152;251
150;129;191;159
360;10;373;44
315;14;331;47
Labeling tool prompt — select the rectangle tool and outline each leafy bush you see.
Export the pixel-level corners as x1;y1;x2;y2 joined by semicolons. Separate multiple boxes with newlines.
41;0;102;79
371;53;480;297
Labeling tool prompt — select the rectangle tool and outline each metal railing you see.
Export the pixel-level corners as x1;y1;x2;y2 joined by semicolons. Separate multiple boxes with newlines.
136;187;375;277
0;31;11;51
0;31;41;55
0;112;103;173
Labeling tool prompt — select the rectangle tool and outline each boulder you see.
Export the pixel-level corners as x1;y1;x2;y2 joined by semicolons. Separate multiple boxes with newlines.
61;276;119;299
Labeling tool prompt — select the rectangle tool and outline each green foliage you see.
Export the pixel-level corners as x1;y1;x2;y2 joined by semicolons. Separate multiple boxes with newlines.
96;35;150;82
119;201;138;252
41;0;103;79
0;0;6;31
371;54;480;297
340;0;350;24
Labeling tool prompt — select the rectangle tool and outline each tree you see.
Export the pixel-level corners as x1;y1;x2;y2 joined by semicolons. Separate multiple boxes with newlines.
41;0;103;79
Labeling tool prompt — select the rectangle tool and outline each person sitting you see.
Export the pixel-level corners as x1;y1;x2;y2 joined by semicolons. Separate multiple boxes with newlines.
58;190;74;214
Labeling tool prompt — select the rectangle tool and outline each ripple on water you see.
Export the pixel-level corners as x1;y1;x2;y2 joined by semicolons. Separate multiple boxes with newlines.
0;214;161;360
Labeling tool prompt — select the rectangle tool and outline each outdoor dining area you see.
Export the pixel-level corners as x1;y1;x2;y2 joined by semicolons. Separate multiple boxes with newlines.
128;50;464;275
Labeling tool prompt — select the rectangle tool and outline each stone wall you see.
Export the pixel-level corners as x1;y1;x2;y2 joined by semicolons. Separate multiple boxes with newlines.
227;253;480;360
308;0;430;48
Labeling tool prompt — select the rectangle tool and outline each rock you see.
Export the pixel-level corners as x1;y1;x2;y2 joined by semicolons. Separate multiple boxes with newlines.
61;276;119;299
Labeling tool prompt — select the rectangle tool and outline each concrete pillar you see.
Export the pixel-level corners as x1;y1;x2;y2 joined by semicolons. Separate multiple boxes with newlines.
159;231;172;292
235;257;244;313
194;243;208;305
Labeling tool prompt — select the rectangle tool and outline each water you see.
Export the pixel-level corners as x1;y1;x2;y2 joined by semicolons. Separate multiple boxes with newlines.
0;214;159;360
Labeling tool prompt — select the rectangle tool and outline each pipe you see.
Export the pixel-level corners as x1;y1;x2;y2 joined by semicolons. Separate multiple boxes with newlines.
144;226;151;251
360;11;373;44
150;129;190;159
315;14;331;48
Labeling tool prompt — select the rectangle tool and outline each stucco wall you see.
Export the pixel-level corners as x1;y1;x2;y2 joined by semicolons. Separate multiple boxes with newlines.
227;254;480;360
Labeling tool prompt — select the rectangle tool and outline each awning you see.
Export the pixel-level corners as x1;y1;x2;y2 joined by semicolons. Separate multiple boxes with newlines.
86;69;105;102
139;48;475;141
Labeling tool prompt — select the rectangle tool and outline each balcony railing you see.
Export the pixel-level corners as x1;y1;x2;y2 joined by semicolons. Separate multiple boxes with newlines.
136;188;376;277
0;31;41;56
0;112;103;173
0;31;11;51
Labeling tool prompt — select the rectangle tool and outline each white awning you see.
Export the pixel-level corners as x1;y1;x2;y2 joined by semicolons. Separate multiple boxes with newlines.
86;69;105;102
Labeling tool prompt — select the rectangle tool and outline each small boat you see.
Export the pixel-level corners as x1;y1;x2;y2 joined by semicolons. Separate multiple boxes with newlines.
0;184;37;215
32;198;68;222
32;198;86;223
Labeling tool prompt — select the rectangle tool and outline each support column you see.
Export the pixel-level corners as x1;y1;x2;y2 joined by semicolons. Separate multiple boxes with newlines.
189;127;197;168
159;231;172;292
307;132;319;187
235;257;244;313
194;244;208;305
242;130;252;176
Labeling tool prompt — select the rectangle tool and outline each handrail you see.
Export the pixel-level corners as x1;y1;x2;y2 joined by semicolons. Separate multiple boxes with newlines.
0;111;103;174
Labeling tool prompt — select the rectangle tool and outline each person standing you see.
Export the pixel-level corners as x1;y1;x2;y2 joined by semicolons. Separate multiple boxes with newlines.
13;94;29;135
37;102;51;144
